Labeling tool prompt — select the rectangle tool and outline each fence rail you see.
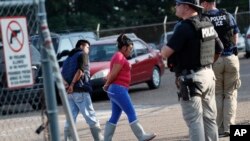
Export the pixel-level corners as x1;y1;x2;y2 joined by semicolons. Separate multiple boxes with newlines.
0;0;69;140
98;11;250;44
0;0;47;140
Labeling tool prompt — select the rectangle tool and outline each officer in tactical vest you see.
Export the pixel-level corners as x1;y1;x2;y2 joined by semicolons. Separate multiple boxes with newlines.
201;0;241;137
161;0;224;141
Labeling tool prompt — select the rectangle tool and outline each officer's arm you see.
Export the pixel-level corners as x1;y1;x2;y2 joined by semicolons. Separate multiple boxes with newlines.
161;46;175;59
214;31;224;62
214;53;220;63
229;13;239;46
232;33;238;46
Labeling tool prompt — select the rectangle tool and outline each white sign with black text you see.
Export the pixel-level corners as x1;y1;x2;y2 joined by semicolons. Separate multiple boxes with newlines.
0;17;33;88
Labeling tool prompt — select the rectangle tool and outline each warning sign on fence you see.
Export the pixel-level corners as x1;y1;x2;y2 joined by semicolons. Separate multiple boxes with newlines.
0;17;33;88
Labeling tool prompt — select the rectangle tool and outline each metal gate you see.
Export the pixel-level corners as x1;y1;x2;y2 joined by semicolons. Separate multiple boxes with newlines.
0;1;48;141
0;0;80;140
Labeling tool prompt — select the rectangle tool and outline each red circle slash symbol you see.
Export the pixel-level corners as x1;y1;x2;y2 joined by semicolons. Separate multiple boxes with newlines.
6;20;24;52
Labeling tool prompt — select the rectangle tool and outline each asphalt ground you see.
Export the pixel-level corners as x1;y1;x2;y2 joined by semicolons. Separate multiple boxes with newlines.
69;54;250;141
64;97;249;141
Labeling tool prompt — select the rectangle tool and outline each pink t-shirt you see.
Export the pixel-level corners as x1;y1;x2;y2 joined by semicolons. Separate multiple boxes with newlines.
110;52;131;88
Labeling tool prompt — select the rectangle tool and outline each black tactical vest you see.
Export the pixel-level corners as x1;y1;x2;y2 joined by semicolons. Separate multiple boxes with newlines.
203;9;234;48
185;16;216;66
168;16;216;73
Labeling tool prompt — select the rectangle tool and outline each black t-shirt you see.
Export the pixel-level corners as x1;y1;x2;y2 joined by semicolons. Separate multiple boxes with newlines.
167;16;201;73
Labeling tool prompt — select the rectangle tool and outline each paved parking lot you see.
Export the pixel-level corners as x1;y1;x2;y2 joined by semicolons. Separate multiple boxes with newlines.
1;56;249;141
64;98;249;141
67;56;250;141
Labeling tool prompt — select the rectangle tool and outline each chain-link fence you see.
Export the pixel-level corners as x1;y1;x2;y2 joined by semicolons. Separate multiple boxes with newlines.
98;11;250;46
235;11;250;33
0;1;51;141
98;21;177;45
0;1;47;140
0;0;96;140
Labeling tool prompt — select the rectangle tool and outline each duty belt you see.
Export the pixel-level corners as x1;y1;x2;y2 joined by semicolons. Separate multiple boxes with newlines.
221;52;234;56
181;65;212;75
221;46;237;56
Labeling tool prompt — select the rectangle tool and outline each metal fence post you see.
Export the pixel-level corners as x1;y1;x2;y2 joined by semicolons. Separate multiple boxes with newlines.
37;0;80;141
234;6;239;23
38;0;60;141
96;23;100;39
163;15;168;44
41;45;60;141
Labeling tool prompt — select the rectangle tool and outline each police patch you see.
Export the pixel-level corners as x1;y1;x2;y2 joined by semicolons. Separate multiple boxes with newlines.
209;15;226;26
201;26;216;42
202;26;215;38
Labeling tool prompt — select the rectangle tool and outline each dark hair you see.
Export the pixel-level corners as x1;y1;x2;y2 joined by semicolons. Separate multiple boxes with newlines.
117;34;133;50
58;39;90;58
75;39;90;49
200;0;215;2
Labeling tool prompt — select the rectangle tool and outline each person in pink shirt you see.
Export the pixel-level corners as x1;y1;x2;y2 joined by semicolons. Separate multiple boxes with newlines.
102;34;156;141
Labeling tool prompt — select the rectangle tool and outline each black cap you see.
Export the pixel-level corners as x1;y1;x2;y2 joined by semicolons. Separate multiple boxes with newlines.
176;0;204;10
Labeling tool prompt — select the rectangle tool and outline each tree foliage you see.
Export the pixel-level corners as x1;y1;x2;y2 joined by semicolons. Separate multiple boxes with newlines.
45;0;249;32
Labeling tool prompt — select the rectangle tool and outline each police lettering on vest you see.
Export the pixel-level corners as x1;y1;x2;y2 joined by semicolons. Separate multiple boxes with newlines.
209;15;227;26
186;16;216;66
203;9;234;48
202;26;215;39
200;25;216;65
